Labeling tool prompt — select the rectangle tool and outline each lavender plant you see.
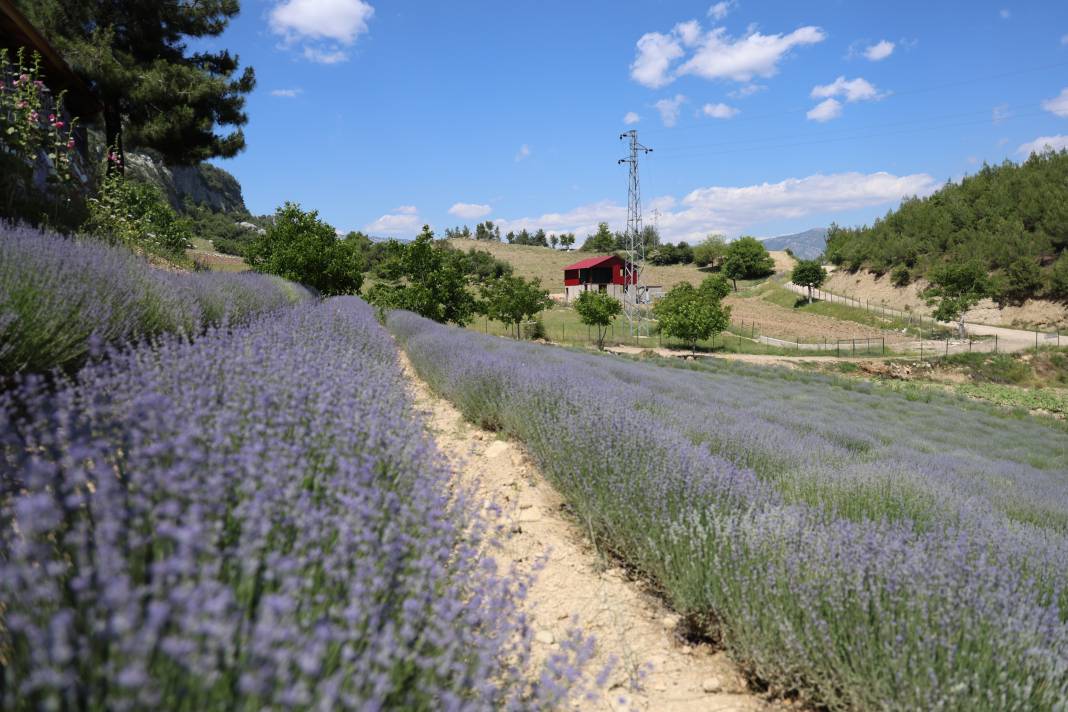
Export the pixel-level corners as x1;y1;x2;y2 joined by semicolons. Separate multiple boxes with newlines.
1;298;594;710
389;310;1068;711
0;222;310;375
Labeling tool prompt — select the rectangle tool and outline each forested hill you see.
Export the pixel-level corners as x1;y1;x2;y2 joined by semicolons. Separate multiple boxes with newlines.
825;149;1068;303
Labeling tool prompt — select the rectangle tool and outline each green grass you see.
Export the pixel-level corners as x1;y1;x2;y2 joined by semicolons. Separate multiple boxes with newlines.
955;382;1068;415
472;304;804;355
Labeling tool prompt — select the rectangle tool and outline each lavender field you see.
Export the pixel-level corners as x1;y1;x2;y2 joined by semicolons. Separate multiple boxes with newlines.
1;298;594;710
0;223;311;376
389;310;1068;710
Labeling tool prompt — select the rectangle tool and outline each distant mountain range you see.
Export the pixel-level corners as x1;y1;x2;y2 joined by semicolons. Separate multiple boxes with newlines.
760;228;827;260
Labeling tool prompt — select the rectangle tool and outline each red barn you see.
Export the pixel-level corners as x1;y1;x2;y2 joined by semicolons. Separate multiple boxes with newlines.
562;254;636;304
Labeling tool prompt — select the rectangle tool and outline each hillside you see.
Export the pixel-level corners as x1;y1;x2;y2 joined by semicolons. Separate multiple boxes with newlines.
445;238;793;292
761;227;827;260
825;150;1068;304
126;150;248;215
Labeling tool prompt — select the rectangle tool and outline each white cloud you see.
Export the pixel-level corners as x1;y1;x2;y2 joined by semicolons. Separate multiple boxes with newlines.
1018;135;1068;156
269;0;374;63
270;88;302;97
729;83;766;98
806;98;842;122
630;20;824;87
494;200;627;243
623;111;641;125
302;47;349;64
807;77;885;121
661;171;937;242
365;205;422;236
708;1;736;21
448;202;492;220
1000;8;1011;19
655;94;687;127
863;40;895;61
1042;88;1068;117
674;20;703;47
515;144;531;162
702;102;739;119
992;103;1012;124
679;25;826;82
493;171;935;245
630;31;685;88
811;76;884;102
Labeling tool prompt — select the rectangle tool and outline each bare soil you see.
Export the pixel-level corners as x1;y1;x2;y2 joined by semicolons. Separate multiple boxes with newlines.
825;269;1068;329
399;351;772;711
725;295;907;343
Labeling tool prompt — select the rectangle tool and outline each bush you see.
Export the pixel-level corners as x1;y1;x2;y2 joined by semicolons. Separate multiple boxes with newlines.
1051;253;1068;300
891;265;911;287
999;257;1043;305
85;170;192;256
211;236;247;256
245;202;363;296
0;48;86;231
1;298;592;709
0;222;309;375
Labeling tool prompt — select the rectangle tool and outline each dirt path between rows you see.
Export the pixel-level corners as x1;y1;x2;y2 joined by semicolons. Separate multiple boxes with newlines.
398;351;772;711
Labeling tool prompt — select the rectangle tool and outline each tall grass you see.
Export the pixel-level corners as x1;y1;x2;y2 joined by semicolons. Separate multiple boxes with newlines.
389;310;1068;711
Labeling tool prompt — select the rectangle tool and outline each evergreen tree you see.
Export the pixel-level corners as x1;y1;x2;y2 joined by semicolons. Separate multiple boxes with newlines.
20;0;255;169
581;222;617;252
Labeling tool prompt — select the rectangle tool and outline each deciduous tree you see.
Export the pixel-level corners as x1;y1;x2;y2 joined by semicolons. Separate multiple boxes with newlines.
722;236;775;290
653;282;731;354
366;226;478;325
480;275;552;339
791;260;827;303
246;202;362;296
574;290;622;350
924;262;990;338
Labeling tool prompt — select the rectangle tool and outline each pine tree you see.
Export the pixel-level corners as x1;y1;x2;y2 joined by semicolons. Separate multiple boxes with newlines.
17;0;255;170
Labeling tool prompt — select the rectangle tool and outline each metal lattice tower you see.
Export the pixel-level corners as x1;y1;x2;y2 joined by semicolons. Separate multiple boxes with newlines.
618;130;652;336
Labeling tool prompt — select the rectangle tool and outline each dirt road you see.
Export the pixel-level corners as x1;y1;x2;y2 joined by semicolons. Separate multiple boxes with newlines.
784;282;1057;353
399;352;771;711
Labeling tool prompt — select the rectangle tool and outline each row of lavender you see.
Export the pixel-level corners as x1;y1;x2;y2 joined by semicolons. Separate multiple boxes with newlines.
0;223;311;375
1;298;592;710
389;310;1068;710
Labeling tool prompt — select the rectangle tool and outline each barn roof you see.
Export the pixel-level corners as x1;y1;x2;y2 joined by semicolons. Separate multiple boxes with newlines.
562;255;626;270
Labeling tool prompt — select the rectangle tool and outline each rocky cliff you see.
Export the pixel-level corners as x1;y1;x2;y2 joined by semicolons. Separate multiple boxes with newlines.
125;150;247;215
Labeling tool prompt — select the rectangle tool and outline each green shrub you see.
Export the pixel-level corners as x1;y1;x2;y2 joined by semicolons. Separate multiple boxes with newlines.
85;170;192;255
891;265;911;287
246;202;363;296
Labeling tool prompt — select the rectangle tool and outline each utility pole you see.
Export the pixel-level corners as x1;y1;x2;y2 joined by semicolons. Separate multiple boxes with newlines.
618;129;652;336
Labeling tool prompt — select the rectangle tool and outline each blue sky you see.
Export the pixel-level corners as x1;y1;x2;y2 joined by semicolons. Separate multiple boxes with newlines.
208;0;1068;244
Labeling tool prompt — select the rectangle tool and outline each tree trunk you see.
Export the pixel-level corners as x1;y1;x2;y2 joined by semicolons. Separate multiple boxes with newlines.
807;286;813;304
958;315;966;340
732;278;737;291
104;102;125;176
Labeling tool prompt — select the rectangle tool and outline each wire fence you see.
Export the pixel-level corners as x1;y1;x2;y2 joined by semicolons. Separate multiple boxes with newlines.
476;307;1065;359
